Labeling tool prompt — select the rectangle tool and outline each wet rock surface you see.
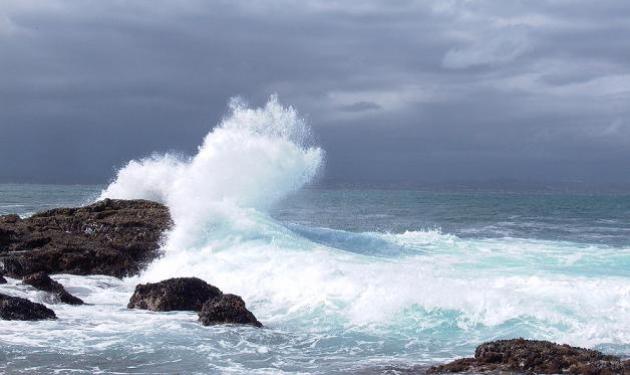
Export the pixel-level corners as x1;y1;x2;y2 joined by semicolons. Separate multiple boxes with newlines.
23;272;84;305
128;277;222;312
0;274;6;284
0;199;172;278
128;277;262;327
198;294;262;328
428;338;630;374
0;293;57;320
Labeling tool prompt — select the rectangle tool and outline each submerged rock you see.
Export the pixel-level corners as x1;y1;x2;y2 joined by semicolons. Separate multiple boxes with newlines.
198;294;262;327
23;272;84;305
128;277;222;312
352;364;429;374
428;338;629;374
0;293;57;320
0;199;172;278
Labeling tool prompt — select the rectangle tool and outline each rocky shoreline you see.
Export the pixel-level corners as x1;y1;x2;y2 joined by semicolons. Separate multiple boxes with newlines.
0;198;172;278
0;199;628;373
0;199;261;327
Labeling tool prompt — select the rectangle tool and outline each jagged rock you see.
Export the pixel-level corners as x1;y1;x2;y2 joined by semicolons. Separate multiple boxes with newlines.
0;199;172;278
128;277;222;312
23;272;84;305
128;278;262;327
198;294;262;327
0;293;56;320
428;338;628;374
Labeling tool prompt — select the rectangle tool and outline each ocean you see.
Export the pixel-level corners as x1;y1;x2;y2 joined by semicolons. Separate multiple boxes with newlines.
1;97;629;374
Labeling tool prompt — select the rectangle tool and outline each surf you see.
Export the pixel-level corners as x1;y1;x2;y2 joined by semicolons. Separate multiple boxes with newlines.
99;96;630;353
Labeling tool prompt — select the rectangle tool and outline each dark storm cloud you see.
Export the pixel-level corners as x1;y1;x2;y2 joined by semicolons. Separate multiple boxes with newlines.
1;0;629;187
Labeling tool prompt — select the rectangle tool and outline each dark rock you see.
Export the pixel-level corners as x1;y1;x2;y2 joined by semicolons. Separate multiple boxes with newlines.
23;272;84;305
0;274;6;284
0;293;56;320
428;338;627;374
0;199;172;278
128;277;262;327
352;364;429;374
128;277;222;312
198;294;262;327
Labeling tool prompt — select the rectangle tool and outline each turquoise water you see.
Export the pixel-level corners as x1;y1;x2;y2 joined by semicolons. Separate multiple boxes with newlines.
1;183;629;374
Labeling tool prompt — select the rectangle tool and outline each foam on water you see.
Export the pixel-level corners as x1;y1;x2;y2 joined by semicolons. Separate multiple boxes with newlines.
100;95;322;217
2;97;626;373
97;96;630;358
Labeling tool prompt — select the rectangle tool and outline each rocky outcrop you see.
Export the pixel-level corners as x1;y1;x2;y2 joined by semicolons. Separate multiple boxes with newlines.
0;199;172;278
128;277;221;312
23;272;84;305
0;293;57;320
428;338;630;374
352;364;428;374
128;277;261;327
198;294;262;327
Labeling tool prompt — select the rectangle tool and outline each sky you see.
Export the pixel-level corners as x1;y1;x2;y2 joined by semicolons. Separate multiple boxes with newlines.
1;0;629;188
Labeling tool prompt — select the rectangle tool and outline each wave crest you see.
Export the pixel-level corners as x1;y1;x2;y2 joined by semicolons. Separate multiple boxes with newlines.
101;95;323;214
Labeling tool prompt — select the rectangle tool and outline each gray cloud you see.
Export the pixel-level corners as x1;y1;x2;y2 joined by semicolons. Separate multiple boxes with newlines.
1;0;629;187
338;101;382;113
442;27;531;69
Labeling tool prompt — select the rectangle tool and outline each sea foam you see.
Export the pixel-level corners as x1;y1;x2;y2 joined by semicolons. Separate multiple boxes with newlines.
101;95;323;251
99;96;630;351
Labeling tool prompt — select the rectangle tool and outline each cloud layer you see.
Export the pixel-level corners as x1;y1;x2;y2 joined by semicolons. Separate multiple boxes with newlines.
1;0;629;187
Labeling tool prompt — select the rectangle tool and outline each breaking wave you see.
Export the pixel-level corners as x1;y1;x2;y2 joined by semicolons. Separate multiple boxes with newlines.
99;95;630;357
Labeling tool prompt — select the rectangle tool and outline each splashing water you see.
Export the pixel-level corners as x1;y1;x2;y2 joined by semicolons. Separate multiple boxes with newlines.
100;95;323;252
98;96;630;353
1;97;625;373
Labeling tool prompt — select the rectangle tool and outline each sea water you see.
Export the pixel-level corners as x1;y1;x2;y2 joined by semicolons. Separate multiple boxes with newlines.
0;97;629;374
